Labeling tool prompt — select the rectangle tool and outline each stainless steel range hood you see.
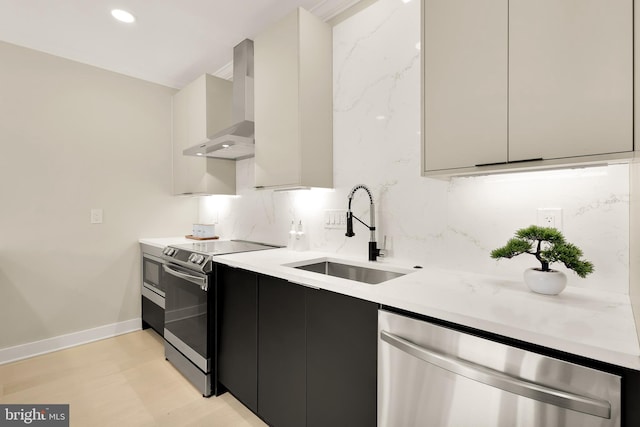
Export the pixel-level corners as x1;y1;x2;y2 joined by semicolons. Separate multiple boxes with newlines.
183;39;254;160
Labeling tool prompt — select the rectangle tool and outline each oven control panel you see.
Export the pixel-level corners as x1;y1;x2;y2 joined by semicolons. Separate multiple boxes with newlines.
161;246;213;273
188;254;206;265
162;247;177;257
163;247;207;265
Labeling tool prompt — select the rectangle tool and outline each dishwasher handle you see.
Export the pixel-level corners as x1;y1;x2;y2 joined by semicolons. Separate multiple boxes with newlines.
380;330;611;419
163;264;208;291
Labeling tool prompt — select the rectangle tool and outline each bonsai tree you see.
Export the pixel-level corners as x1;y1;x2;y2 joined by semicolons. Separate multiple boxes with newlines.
490;225;594;278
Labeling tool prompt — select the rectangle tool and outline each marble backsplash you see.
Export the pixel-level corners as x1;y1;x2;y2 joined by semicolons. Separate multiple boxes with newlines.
199;0;630;294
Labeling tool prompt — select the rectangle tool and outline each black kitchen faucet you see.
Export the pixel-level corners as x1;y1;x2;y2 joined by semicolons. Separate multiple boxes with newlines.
345;184;384;261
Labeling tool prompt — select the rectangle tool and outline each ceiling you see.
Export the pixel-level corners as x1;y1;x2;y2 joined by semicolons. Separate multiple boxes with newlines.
0;0;358;89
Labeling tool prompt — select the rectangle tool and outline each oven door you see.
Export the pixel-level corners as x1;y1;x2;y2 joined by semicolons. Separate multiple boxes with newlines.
163;263;211;373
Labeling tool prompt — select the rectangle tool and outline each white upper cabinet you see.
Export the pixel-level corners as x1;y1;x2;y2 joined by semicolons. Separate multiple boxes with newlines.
172;74;236;195
509;0;632;162
254;7;333;189
422;0;634;176
423;0;508;171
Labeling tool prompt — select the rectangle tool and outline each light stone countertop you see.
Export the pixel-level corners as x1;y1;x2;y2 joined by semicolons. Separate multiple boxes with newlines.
139;238;640;370
139;236;196;249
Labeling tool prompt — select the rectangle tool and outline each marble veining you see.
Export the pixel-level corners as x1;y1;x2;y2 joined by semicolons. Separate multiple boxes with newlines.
142;235;639;369
574;193;629;216
200;0;631;295
208;247;640;370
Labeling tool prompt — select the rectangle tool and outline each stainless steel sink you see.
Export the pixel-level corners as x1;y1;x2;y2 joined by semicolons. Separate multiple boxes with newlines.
293;260;408;284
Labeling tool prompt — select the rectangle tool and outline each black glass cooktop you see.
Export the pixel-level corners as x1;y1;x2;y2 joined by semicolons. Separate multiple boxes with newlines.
171;239;280;256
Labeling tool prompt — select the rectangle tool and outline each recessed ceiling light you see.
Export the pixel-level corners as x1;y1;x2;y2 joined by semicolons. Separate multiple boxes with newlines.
111;9;135;23
402;0;413;3
222;144;230;148
196;153;203;156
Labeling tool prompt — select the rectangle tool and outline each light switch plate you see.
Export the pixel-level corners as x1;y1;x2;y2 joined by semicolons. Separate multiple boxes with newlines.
324;209;347;229
91;208;103;224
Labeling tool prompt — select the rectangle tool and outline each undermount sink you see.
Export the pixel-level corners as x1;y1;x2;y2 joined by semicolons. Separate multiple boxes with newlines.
290;259;411;284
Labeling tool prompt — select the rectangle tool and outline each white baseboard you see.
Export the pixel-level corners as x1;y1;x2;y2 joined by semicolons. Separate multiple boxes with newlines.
0;318;142;365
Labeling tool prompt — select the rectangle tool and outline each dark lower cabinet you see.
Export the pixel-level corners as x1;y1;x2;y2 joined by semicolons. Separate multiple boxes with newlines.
216;268;378;426
306;288;378;427
258;275;306;427
216;266;640;427
624;367;640;426
217;264;258;413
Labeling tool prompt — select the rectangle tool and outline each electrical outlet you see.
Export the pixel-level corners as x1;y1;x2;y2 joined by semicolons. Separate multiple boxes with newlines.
537;208;562;230
91;208;103;224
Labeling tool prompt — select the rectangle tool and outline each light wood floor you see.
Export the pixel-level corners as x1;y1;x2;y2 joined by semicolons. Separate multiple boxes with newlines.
0;330;267;427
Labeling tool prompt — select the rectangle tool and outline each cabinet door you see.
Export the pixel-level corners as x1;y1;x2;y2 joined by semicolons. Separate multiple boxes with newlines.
306;289;378;427
172;82;202;195
255;8;332;189
423;0;508;171
509;0;632;162
258;275;306;427
217;265;258;412
254;10;301;188
172;74;236;195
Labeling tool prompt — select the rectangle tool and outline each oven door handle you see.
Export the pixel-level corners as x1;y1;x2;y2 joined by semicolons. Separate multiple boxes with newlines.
163;264;208;291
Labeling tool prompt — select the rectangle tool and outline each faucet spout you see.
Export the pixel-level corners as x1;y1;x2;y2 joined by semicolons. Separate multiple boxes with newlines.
345;184;380;261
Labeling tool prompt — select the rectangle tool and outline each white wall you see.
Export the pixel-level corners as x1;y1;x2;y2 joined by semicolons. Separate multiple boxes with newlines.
202;0;630;294
0;41;197;350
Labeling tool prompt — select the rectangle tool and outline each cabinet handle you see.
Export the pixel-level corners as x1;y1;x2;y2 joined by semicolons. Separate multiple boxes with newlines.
475;161;508;167
380;330;612;419
475;158;544;167
508;157;544;164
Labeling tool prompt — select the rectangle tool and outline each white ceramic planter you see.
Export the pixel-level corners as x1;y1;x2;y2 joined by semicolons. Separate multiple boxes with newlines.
523;268;567;295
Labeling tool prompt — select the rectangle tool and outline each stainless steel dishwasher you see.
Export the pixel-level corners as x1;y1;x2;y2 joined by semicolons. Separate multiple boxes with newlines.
378;309;621;427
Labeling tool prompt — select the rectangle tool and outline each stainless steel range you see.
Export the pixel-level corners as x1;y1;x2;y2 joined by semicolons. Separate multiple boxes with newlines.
161;240;279;397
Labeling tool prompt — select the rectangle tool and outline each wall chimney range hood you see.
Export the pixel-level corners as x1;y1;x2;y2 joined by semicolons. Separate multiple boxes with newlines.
183;39;255;160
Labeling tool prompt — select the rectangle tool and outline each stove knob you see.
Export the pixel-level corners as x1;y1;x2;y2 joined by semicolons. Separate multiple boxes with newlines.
197;255;205;264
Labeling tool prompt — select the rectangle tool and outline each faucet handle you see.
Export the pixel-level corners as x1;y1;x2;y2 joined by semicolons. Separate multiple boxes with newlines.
378;235;388;257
